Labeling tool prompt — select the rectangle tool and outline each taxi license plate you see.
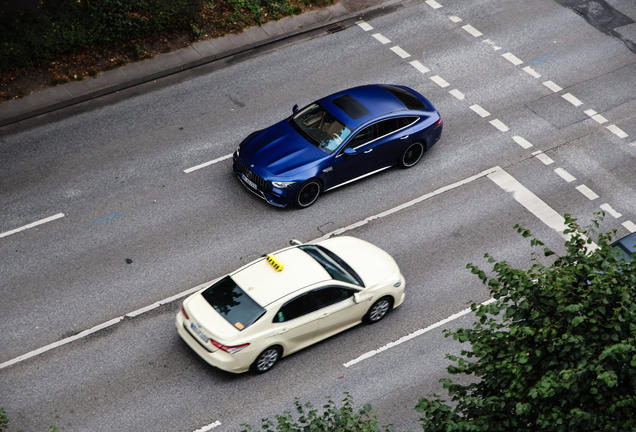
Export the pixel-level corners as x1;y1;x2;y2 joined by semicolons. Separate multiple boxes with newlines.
242;173;258;189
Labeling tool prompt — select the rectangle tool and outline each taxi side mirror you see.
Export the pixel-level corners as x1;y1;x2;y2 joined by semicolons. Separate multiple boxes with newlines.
289;239;302;246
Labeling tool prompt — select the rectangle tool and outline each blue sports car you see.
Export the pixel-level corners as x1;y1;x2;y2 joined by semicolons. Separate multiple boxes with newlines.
232;84;443;208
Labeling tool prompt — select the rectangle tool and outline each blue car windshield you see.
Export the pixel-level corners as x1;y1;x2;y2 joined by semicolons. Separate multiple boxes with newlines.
290;104;352;154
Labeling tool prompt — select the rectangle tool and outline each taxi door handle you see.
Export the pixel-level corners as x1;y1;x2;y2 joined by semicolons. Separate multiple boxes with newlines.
320;312;330;318
278;328;289;334
364;149;373;153
400;135;410;139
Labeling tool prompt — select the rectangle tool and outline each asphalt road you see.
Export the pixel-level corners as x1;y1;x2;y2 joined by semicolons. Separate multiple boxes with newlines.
1;0;635;430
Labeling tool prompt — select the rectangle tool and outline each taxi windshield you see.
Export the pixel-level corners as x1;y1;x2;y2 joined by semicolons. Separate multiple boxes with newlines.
300;245;363;286
290;104;351;154
201;276;266;330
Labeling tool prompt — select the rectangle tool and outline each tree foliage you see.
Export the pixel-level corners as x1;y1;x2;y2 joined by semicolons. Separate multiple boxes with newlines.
240;392;394;432
416;215;636;431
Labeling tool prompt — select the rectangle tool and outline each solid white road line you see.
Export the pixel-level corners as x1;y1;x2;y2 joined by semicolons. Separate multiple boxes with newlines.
489;119;510;132
470;104;491;118
554;167;576;183
543;80;562;92
522;66;541;78
622;221;636;233
449;16;462;23
599;203;622;219
372;33;391;44
462;24;483;37
513;136;533;149
409;60;430;74
193;421;222;432
390;46;411;58
356;20;373;31
575;185;599;201
344;298;497;367
430;75;450;87
502;52;523;65
606;124;628;138
0;213;65;239
184;154;232;173
425;0;442;9
531;150;554;165
449;89;465;100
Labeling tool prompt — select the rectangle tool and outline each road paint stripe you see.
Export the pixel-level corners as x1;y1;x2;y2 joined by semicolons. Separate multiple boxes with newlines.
554;167;576;183
449;16;462;23
318;166;501;241
390;46;411;58
469;104;491;118
184;154;233;173
425;0;442;8
356;20;373;31
591;114;608;124
543;80;562;92
372;33;391;44
584;109;597;116
622;221;636;233
575;185;599;200
530;54;555;64
489;119;510;132
430;75;450;88
599;203;622;219
488;169;596;250
513;136;533;149
462;24;483;37
606;124;628;138
562;93;583;107
532;150;554;165
344;298;497;367
502;52;523;65
482;39;502;50
0;317;123;370
449;89;465;100
193;421;222;432
409;60;430;74
0;213;65;239
522;66;541;78
90;211;123;226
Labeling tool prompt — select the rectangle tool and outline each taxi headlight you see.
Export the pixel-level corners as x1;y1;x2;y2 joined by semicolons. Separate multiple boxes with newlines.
271;181;296;189
394;278;403;288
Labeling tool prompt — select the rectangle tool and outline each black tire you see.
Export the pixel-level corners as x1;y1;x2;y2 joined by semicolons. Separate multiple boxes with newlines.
294;180;321;208
364;297;393;323
251;346;282;374
399;142;425;168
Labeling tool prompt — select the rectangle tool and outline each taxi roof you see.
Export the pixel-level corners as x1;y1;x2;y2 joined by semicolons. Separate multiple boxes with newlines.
230;247;330;306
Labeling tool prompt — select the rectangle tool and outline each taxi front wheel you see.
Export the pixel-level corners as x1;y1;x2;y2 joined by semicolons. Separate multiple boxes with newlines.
251;346;282;374
364;297;392;323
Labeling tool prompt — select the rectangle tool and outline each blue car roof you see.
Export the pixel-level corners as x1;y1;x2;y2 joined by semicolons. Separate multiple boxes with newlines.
318;85;415;129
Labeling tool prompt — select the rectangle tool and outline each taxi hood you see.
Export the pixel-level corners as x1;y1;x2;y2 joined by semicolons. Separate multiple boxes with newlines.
318;236;401;288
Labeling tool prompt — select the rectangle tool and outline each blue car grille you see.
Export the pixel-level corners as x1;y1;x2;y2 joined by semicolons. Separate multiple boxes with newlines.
236;158;267;189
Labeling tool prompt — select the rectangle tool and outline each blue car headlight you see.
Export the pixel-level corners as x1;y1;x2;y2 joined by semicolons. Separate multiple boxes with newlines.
271;181;297;189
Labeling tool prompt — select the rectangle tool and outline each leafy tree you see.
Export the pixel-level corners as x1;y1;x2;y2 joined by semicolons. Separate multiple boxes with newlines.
416;215;636;431
240;392;394;432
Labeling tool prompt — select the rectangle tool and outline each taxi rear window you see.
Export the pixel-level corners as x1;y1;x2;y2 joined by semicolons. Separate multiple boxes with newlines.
201;276;266;330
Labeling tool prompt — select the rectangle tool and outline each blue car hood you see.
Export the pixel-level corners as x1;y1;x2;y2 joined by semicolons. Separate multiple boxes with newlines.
242;120;326;177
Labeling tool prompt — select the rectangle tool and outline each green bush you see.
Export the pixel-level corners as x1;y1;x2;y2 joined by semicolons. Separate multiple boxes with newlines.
0;0;205;73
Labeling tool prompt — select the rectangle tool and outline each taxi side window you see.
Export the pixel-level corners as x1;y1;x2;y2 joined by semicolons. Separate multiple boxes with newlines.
314;287;355;310
274;292;315;323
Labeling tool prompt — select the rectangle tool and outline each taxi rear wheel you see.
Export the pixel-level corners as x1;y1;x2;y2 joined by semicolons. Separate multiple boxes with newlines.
251;346;282;374
364;297;393;323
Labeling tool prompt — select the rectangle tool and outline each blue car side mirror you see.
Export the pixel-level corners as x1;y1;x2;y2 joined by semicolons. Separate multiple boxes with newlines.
343;147;356;156
292;104;299;113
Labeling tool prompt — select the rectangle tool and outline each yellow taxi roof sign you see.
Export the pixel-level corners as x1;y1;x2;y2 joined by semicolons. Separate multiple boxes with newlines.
266;254;284;272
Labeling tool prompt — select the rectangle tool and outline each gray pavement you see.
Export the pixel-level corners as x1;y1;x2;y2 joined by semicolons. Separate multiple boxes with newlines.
3;0;635;128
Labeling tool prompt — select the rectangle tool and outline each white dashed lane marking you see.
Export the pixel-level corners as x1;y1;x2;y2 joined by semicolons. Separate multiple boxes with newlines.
0;213;65;239
184;154;233;173
543;80;563;92
390;46;411;58
430;75;449;87
449;16;462;23
554;168;576;183
372;33;391;44
522;66;541;78
532;150;554;165
425;0;442;8
622;221;636;233
600;203;622;219
562;93;583;107
356;20;373;31
409;60;430;73
462;24;483;37
513;136;533;149
192;420;222;432
585;109;608;124
606;124;629;138
449;89;465;100
575;185;599;201
489;119;510;132
502;52;523;65
469;104;491;118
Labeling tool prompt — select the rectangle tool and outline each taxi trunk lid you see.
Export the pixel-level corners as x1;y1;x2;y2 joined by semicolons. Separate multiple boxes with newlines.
185;294;240;351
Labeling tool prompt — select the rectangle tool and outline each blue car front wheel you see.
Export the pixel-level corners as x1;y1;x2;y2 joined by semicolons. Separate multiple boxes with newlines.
295;180;321;208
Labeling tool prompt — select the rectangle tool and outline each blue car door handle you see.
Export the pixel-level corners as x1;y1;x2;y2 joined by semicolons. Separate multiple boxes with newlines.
364;149;373;153
400;135;410;139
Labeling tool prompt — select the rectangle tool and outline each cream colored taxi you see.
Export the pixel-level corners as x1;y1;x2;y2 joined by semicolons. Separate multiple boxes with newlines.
175;236;405;373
